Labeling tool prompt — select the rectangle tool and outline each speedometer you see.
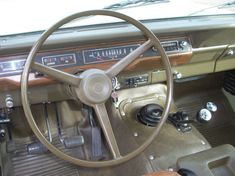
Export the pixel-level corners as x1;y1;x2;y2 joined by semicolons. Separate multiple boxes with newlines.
82;45;139;64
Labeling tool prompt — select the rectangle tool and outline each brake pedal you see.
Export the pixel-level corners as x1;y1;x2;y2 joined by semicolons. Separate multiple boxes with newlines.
54;102;85;149
63;136;84;149
85;105;103;160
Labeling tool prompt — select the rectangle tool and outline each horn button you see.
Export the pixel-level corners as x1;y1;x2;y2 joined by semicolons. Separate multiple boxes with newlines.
75;69;113;105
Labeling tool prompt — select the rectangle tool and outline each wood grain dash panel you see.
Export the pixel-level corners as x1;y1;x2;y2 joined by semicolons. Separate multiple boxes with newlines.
0;52;192;91
0;36;192;91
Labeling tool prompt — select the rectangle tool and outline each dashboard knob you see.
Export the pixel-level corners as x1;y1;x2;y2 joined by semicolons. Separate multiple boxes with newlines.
225;49;234;57
0;128;6;138
179;41;188;48
206;102;217;112
5;95;14;108
197;108;212;123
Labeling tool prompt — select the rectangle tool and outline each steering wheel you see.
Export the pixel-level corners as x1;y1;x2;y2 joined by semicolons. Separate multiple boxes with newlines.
21;10;173;168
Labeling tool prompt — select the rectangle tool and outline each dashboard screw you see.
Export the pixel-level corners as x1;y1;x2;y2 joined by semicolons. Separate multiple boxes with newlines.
201;140;206;145
133;132;138;137
173;71;182;79
149;155;155;160
121;111;125;116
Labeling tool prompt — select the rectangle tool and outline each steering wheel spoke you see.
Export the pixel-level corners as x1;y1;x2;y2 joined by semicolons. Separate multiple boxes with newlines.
105;39;153;78
32;62;81;86
93;103;121;159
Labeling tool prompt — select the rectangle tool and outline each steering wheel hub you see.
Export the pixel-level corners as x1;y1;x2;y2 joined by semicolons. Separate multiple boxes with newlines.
75;69;112;104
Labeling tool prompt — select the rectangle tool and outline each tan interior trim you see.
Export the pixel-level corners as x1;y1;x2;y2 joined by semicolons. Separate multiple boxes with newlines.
192;45;227;53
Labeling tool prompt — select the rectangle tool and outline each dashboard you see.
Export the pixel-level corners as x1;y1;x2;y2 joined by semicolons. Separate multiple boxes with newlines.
0;15;235;107
0;37;191;77
0;36;192;90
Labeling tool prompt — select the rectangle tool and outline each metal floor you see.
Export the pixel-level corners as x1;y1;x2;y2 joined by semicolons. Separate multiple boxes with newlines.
9;74;235;175
10;137;80;176
176;88;235;147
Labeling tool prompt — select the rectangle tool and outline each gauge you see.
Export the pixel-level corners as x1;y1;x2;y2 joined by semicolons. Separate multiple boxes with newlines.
0;59;25;75
42;53;76;67
82;44;139;64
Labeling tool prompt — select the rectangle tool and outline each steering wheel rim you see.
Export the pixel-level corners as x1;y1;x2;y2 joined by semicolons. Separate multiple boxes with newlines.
21;10;173;168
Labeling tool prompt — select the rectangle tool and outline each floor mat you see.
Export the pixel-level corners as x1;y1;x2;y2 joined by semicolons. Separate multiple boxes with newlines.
176;89;235;147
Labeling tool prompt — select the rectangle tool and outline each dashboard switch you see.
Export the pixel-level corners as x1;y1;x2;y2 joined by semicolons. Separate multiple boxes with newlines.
179;41;188;49
5;95;14;108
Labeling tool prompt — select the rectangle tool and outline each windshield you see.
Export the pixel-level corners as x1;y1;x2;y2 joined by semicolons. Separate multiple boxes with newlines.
1;0;235;36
